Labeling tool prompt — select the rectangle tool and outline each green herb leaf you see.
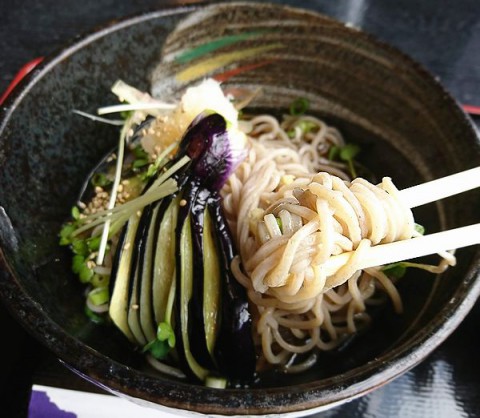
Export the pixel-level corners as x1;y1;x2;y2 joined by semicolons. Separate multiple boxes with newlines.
297;120;316;134
79;264;94;283
132;145;149;160
328;145;340;161
287;120;317;138
91;172;112;188
382;262;408;279
140;163;159;181
157;322;176;348
71;206;81;220
120;110;133;120
87;236;102;251
289;98;309;116
59;223;76;245
329;143;361;178
146;339;171;360
133;159;149;169
72;255;85;274
71;239;89;256
339;143;361;161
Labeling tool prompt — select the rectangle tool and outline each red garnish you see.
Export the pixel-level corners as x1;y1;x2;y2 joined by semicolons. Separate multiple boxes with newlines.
213;59;276;83
0;57;44;106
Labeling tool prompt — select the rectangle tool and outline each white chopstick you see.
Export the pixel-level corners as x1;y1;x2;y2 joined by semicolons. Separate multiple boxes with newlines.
398;166;480;208
324;222;480;277
322;167;480;281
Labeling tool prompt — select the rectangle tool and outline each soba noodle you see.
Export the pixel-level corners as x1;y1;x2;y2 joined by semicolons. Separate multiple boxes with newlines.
221;113;455;372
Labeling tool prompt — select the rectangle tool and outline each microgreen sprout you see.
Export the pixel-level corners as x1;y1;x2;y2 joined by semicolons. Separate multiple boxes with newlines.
328;143;361;178
287;119;317;138
382;262;408;279
143;321;176;360
91;172;112;188
289;97;309;116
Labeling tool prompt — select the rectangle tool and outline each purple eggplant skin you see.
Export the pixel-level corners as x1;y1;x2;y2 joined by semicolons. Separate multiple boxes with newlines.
178;112;235;190
172;113;256;381
210;194;256;381
173;179;215;380
109;111;256;382
189;183;216;369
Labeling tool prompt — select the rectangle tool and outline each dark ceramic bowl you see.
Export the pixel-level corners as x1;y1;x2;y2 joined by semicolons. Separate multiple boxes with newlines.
1;2;480;416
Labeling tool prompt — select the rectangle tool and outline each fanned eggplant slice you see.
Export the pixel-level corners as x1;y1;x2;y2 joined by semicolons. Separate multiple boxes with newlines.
177;213;209;381
152;196;179;325
138;204;158;343
109;213;141;343
108;112;255;385
202;206;221;358
210;195;256;381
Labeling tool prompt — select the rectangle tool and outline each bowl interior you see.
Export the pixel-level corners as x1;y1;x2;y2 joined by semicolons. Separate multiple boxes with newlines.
1;2;480;415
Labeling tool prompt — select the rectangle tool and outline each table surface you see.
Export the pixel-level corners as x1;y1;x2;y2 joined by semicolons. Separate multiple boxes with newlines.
1;1;480;417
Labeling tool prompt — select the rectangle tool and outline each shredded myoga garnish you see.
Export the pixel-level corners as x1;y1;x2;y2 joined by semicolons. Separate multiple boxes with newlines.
60;78;456;387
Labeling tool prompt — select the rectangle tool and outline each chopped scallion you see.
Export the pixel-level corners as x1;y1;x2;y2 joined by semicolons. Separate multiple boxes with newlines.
289;98;309;116
87;287;110;306
205;376;227;389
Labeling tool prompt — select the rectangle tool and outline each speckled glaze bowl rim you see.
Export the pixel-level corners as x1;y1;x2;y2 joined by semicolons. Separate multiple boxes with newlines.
1;2;480;416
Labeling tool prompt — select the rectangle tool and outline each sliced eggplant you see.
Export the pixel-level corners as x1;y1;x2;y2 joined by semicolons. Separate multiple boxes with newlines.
127;261;148;345
106;112;255;384
189;185;216;370
152;196;180;325
210;194;256;381
202;206;221;358
177;213;209;381
109;212;141;343
138;204;160;343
